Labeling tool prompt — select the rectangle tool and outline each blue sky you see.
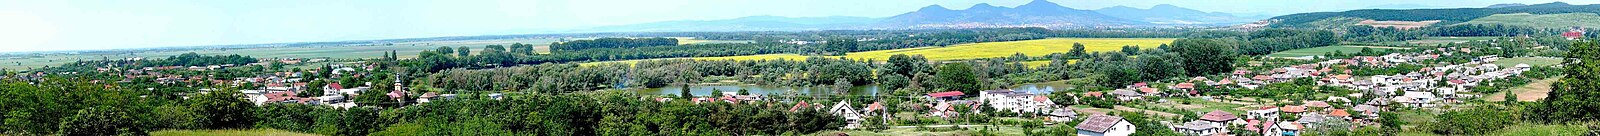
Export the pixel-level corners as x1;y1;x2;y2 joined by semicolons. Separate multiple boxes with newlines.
0;0;1592;52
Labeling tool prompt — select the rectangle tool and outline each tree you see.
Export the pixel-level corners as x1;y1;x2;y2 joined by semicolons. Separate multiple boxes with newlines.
935;63;982;94
1430;107;1513;135
188;90;255;129
1503;92;1519;106
56;106;144;136
825;39;858;55
737;88;750;95
355;86;395;108
1121;45;1140;55
711;89;725;98
1171;38;1238;76
879;74;910;90
456;46;471;56
832;78;851;95
1379;108;1403;134
436;46;456;57
1137;49;1185;82
1530;40;1600;123
1069;43;1087;58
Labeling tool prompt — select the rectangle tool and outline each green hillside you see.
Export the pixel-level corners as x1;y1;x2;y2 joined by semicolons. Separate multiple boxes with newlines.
1270;2;1600;28
1460;13;1600;29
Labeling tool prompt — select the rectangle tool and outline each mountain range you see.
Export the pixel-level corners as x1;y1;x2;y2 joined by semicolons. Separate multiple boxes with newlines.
1094;4;1265;25
568;0;1261;33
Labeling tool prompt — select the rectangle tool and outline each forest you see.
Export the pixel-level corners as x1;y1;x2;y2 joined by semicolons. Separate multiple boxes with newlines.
550;37;679;51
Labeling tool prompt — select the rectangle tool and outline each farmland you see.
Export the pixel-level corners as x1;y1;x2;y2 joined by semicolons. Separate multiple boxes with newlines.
1459;13;1600;29
583;38;1172;66
676;37;754;45
1266;45;1409;58
1493;57;1562;67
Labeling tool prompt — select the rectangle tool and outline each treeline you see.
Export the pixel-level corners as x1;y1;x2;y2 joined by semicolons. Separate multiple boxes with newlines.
412;42;806;72
147;53;258;67
36;52;259;74
0;77;842;135
1239;29;1339;55
420;57;880;94
550;37;678;51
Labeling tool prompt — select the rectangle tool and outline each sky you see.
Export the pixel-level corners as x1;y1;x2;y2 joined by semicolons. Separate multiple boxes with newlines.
0;0;1594;53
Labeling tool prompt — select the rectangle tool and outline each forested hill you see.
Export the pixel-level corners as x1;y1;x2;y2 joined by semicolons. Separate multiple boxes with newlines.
1270;2;1600;28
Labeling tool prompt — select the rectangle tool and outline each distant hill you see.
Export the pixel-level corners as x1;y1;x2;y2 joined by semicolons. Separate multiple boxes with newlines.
875;0;1146;28
1094;4;1262;25
1270;2;1600;28
566;0;1289;32
1486;3;1528;8
570;16;878;33
1460;13;1600;29
1363;4;1445;9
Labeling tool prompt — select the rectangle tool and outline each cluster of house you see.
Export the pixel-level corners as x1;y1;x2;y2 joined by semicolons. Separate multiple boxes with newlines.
1564;26;1586;40
1148;99;1381;136
977;89;1078;123
1064;49;1542;135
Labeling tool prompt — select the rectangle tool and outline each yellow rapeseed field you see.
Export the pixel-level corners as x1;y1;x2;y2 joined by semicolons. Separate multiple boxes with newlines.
581;38;1174;66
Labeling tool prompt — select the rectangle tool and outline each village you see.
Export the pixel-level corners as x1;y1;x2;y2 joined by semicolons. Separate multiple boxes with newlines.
696;44;1556;136
15;38;1556;136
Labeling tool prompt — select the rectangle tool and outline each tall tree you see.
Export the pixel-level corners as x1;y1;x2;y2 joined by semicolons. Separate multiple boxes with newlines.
55;106;144;136
188;90;255;129
456;46;471;57
435;47;456;57
1171;38;1238;76
1069;43;1087;58
1530;40;1600;123
935;63;982;94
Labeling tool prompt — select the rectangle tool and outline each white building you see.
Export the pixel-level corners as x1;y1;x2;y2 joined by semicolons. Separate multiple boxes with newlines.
1076;114;1135;136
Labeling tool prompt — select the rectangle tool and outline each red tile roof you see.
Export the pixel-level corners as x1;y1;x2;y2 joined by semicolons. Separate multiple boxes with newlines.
864;101;884;113
1282;106;1308;113
1139;87;1159;94
789;101;810;112
926;91;965;98
1304;101;1331;108
1329;109;1350;117
1175;83;1195;89
327;83;344;90
1200;110;1239;122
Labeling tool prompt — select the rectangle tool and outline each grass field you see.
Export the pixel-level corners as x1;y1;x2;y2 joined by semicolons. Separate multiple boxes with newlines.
1461;13;1600;29
583;38;1173;66
1494;57;1562;67
1404;36;1503;45
151;129;319;136
1267;45;1409;57
1486;76;1560;102
675;37;754;45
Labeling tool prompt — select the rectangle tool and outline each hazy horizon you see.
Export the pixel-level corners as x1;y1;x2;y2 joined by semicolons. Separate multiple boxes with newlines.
1;0;1593;53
